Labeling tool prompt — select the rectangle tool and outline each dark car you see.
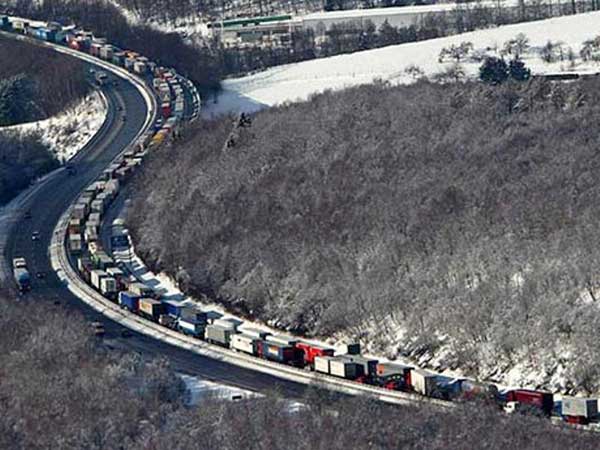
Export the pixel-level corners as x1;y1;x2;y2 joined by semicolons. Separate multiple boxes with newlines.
31;231;40;241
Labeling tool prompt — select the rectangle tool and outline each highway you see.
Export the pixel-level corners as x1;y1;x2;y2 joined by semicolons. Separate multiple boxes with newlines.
1;40;309;400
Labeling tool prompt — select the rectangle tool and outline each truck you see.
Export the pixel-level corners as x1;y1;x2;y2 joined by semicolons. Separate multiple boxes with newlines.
180;307;208;324
295;342;335;367
376;363;413;391
265;334;298;346
138;298;164;322
90;270;108;290
343;355;378;379
337;342;361;355
177;316;206;338
69;234;83;254
410;369;440;397
12;257;27;269
239;327;270;340
258;341;302;366
205;324;235;346
129;282;155;298
231;334;260;355
106;267;126;290
118;291;140;312
329;357;361;380
100;276;117;300
504;389;554;416
314;356;334;375
560;397;597;424
162;299;186;318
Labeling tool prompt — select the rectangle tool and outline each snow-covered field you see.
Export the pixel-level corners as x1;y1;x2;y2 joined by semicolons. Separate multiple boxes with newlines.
203;11;600;118
3;90;107;162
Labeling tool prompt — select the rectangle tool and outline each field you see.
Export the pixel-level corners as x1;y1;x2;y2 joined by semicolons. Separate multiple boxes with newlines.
203;10;600;117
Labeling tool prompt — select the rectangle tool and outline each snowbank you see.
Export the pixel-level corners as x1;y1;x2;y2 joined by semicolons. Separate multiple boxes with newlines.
3;90;107;162
179;373;261;405
204;11;600;118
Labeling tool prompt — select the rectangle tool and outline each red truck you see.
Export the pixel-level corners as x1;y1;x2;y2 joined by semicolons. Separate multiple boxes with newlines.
505;389;554;415
295;342;334;367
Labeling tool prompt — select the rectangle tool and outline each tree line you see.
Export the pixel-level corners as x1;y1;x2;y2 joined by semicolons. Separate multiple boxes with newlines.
129;76;600;393
6;0;600;80
1;287;599;449
214;0;600;76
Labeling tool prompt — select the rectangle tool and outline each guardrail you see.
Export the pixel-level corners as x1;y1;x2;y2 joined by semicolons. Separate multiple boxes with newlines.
52;219;450;407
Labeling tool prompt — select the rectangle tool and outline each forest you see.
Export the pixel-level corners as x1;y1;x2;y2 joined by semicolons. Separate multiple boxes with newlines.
0;131;58;204
1;288;598;449
130;76;600;392
0;35;89;124
0;35;90;204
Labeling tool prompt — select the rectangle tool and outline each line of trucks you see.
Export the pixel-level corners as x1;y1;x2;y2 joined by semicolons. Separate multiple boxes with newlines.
5;12;600;431
0;15;192;133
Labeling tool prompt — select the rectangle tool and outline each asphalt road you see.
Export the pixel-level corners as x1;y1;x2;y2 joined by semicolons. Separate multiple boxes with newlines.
3;62;309;400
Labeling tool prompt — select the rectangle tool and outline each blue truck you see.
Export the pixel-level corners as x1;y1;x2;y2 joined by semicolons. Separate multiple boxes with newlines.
118;291;140;312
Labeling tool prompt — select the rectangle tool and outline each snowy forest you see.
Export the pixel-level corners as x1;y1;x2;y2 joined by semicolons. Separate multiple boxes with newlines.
1;287;598;449
0;35;89;125
0;36;88;204
130;77;600;392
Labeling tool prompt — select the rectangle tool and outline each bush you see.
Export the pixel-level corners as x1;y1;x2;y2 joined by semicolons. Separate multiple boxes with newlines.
479;56;509;84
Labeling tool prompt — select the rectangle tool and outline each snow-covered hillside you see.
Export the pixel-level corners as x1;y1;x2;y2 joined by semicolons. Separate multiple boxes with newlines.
3;90;107;162
203;11;600;118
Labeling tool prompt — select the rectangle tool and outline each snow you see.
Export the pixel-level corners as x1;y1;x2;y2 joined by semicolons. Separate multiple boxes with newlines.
179;373;261;405
301;1;513;20
2;90;107;163
203;11;600;118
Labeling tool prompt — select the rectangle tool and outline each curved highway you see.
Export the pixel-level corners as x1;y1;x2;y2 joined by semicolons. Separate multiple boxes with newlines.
1;35;309;399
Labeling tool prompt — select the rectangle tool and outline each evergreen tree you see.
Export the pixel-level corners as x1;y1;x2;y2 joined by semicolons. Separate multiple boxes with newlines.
509;58;531;81
378;20;399;47
479;57;509;85
0;74;36;126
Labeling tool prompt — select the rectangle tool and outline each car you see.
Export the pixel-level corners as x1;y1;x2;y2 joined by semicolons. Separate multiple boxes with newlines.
35;271;45;279
91;321;105;337
122;115;127;122
31;231;40;241
65;165;76;175
23;211;32;219
117;105;123;111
